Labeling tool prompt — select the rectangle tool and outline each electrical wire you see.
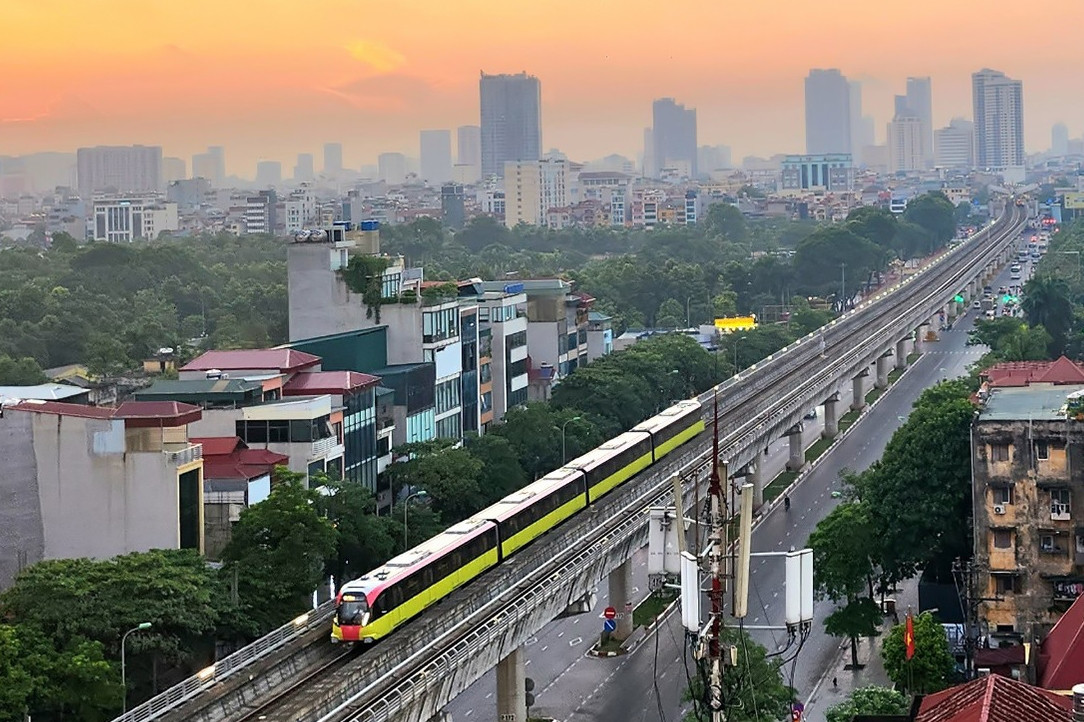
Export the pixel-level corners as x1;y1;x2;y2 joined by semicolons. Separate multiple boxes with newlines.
652;613;668;722
738;618;763;722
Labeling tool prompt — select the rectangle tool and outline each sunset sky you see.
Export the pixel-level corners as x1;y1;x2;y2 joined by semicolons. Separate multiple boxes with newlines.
2;0;1080;176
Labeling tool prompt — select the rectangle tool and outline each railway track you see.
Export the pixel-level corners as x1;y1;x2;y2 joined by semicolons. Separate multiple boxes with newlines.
293;207;1027;722
137;206;1025;722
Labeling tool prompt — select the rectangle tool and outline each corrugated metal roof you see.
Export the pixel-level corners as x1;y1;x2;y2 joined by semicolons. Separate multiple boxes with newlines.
1039;592;1084;691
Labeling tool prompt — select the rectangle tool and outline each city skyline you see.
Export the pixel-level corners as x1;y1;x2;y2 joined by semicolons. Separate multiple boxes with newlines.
1;0;1080;173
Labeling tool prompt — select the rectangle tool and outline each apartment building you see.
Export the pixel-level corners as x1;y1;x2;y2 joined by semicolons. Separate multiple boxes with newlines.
0;399;205;589
77;145;162;197
972;382;1084;646
461;281;530;422
287;226;471;444
475;279;595;401
92;195;179;242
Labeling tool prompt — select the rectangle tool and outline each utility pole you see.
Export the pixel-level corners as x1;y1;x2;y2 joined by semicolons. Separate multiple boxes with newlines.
952;557;1001;681
707;393;728;721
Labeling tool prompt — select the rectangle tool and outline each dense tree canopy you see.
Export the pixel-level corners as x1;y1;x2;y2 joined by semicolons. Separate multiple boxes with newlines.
683;627;794;722
826;685;911;722
882;612;955;694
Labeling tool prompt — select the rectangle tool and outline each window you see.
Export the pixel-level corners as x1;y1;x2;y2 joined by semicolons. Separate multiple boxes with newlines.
435;377;461;415
435;414;460;440
991;444;1010;462
507;330;527;349
1051;488;1071;519
1036;441;1049;460
994;575;1018;595
478;307;489;322
1040;534;1058;552
993;529;1012;549
423;307;459;344
993;486;1014;505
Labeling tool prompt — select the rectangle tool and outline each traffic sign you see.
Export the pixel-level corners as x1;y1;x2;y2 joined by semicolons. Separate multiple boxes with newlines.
604;606;616;620
604;619;616;633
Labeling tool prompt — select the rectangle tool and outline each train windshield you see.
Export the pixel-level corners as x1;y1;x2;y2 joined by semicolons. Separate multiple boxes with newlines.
337;593;369;625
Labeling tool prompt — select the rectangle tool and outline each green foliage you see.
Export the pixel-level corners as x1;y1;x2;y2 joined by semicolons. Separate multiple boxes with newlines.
703;203;749;243
0;548;237;716
825;598;883;668
0;624;121;722
0;234;288;372
221;471;337;635
683;627;794;722
338;254;392;321
902;192;957;252
826;685;911;722
847;206;899;252
466;433;530;499
793;225;888;304
968;317;1050;361
882;612;954;694
316;480;402;582
1022;274;1073;357
857;380;975;583
550;334;721;432
0;353;47;385
809;501;876;601
491;405;604;479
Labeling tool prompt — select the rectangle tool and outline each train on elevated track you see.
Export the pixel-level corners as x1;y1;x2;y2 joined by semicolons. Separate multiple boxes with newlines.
332;399;705;643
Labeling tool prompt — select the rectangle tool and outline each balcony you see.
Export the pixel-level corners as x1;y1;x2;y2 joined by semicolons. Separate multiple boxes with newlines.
1052;503;1071;522
311;436;342;457
165;443;203;466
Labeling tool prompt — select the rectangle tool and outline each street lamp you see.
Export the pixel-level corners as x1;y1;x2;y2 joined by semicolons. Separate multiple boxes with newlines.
561;416;582;464
121;622;152;712
402;490;428;550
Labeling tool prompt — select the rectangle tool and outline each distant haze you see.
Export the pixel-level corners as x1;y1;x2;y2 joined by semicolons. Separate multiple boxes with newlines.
1;0;1079;173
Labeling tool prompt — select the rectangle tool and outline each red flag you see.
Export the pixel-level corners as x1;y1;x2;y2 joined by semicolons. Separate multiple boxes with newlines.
904;613;916;660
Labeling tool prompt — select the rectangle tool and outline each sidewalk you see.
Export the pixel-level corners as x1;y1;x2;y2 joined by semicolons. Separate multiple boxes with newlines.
801;575;921;722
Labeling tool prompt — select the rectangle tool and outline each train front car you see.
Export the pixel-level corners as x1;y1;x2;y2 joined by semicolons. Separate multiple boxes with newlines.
332;580;376;643
331;518;500;644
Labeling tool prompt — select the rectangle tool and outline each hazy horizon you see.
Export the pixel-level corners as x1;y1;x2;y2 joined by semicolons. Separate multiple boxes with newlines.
2;0;1080;175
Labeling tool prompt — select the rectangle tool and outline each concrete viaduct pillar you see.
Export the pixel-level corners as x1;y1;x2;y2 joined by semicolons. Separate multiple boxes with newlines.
608;559;633;641
496;647;527;722
822;393;840;439
915;324;928;354
895;337;909;370
747;460;763;509
851;370;868;412
786;425;804;472
875;352;892;389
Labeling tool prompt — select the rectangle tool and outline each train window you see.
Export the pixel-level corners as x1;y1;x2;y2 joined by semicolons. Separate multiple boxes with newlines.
422;566;434;588
650;410;697;447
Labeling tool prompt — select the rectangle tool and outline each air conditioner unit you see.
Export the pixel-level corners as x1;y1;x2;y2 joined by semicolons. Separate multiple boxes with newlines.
994;505;1006;515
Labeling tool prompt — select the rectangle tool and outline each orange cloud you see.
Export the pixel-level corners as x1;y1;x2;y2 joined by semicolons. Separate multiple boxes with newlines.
346;40;406;73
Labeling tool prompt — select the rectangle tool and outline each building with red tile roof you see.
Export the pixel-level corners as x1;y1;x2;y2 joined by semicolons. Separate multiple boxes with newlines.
1039;592;1084;692
282;370;379;396
982;356;1084;388
916;675;1072;722
0;397;206;590
179;348;321;376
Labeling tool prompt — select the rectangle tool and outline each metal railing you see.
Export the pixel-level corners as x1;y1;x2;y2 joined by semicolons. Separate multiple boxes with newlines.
114;206;1024;722
116;606;334;722
164;443;202;466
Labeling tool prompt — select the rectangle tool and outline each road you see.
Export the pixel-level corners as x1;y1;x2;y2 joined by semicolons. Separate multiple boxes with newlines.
443;250;1027;722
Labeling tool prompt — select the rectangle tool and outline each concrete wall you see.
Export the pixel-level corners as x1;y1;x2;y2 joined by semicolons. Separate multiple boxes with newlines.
0;410;191;589
287;243;364;342
0;410;44;588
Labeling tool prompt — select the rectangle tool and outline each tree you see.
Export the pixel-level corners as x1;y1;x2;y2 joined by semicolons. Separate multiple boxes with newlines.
221;471;337;635
683;627;794;722
465;433;530;503
858;380;975;583
882;612;954;694
1023;274;1074;356
316;480;401;583
826;685;911;722
703;203;749;243
809;500;880;668
793;226;887;304
846;206;899;252
902;192;956;250
968;318;1049;362
0;353;47;385
382;441;486;522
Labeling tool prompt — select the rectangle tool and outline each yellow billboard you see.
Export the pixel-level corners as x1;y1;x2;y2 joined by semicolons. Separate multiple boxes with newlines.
1064;192;1084;210
714;316;758;333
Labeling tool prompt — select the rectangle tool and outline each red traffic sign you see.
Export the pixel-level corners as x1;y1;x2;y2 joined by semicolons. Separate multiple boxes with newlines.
604;606;617;620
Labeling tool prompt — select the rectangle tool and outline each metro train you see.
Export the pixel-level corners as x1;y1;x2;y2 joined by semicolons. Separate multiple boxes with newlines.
331;400;705;643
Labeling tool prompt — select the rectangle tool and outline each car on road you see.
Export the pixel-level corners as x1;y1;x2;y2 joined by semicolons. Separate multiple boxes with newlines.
972;300;981;309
